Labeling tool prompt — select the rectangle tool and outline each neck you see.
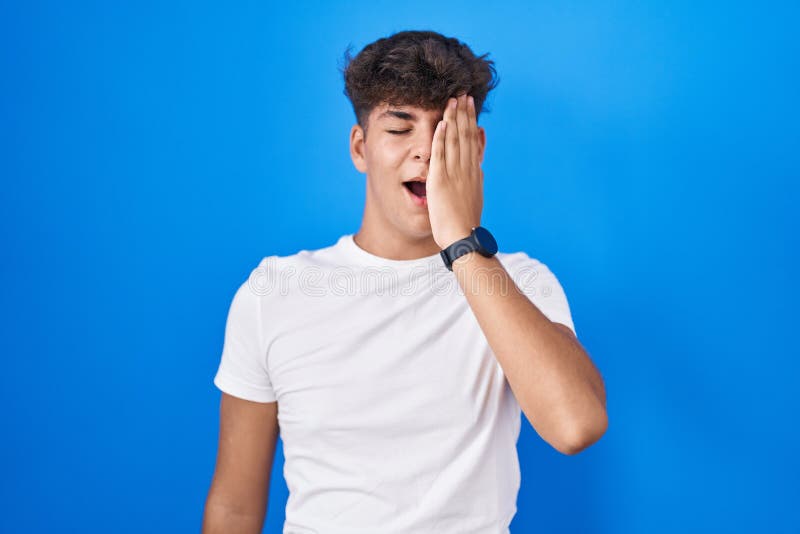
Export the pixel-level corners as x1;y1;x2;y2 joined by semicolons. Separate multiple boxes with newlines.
353;226;441;261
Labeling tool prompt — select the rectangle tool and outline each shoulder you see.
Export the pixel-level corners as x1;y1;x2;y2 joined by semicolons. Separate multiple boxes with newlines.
242;239;341;293
496;250;549;278
497;250;571;299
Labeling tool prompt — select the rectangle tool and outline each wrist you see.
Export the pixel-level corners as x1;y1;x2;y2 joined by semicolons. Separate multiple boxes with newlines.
451;249;479;268
437;227;474;250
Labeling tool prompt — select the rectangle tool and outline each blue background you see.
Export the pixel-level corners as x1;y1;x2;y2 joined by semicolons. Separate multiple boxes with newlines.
2;1;798;533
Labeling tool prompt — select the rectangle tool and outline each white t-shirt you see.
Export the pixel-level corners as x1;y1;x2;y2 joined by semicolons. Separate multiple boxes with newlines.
213;233;577;534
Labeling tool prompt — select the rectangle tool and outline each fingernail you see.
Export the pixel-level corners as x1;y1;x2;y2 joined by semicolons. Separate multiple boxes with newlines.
469;96;474;107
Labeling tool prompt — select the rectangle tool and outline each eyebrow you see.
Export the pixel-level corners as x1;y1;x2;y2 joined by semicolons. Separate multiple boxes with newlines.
378;109;418;121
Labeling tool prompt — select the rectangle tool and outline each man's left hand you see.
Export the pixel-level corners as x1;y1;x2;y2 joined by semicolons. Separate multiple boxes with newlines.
426;93;485;250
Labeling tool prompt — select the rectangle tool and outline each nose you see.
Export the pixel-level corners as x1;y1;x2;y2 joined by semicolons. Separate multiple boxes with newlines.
412;127;436;162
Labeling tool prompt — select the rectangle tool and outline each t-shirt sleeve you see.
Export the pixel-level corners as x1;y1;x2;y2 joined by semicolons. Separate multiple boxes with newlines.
213;268;277;403
506;253;578;338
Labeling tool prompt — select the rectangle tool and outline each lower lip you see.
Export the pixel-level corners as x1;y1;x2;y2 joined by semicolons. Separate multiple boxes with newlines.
403;184;428;208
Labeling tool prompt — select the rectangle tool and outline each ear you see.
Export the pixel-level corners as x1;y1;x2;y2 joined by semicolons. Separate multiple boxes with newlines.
477;126;486;164
350;124;368;173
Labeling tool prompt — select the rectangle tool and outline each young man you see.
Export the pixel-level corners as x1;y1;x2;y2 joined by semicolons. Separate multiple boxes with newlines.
203;30;607;534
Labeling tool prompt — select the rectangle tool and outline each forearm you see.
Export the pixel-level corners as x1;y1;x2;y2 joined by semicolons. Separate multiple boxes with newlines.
202;495;266;534
452;252;607;454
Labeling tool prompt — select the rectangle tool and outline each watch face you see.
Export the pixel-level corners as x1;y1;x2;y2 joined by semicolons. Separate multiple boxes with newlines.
474;226;498;255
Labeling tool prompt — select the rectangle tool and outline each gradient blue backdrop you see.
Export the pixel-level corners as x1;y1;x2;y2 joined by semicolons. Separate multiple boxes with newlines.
2;1;797;533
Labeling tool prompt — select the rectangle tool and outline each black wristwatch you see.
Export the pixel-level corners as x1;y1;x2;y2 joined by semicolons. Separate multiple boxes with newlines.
440;226;498;271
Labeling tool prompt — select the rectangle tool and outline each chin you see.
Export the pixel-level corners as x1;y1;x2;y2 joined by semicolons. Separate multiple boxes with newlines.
404;221;433;239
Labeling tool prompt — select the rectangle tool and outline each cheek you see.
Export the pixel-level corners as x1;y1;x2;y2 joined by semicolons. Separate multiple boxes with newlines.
368;140;405;168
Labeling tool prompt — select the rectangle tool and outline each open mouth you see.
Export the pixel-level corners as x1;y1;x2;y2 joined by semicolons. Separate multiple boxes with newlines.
403;180;427;199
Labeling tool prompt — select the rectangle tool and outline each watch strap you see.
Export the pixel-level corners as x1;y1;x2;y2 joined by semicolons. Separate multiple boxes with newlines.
440;228;480;271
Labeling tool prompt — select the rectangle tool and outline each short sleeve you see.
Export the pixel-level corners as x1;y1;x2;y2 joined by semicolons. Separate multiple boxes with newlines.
213;268;277;403
506;253;578;338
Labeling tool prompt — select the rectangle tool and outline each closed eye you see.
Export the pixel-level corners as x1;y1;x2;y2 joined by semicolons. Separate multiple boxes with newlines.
387;129;411;135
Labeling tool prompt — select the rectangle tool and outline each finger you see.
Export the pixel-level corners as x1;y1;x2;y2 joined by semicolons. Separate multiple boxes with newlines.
431;119;447;180
467;95;479;169
456;93;471;173
445;97;459;179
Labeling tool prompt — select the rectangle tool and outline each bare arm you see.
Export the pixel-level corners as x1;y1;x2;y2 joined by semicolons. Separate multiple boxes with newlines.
423;94;606;455
202;393;280;534
451;252;607;455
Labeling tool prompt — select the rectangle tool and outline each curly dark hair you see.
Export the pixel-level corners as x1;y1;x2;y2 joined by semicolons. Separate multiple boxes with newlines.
339;30;499;137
